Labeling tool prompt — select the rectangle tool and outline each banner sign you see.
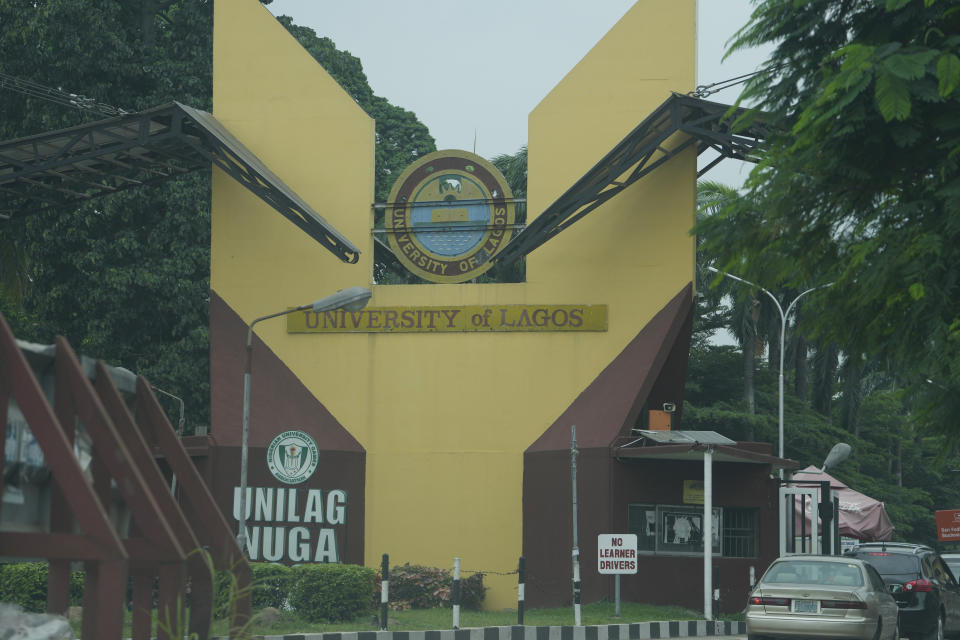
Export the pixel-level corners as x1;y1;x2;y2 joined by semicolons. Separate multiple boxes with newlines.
683;480;704;505
936;509;960;542
287;304;608;333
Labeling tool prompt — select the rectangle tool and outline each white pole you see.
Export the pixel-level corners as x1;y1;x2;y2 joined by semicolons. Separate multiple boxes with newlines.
615;574;621;617
571;425;581;626
703;447;713;621
706;267;831;479
777;309;786;479
453;557;461;630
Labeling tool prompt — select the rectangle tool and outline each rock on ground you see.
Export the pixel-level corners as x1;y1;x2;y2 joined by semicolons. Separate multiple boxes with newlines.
0;603;75;640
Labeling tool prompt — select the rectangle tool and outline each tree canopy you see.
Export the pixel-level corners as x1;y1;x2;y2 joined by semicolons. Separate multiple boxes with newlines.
696;0;960;441
0;0;434;431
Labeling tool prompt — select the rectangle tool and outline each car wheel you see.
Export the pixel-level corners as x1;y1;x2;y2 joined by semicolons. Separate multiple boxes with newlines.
891;617;900;640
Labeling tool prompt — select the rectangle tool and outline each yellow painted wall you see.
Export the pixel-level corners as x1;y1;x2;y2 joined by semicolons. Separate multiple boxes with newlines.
212;0;694;609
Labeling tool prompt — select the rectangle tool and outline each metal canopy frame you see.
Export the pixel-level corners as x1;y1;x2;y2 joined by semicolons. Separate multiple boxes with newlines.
0;101;361;263
495;93;769;266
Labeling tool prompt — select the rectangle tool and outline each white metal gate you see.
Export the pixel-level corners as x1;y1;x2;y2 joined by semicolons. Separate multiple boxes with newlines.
778;485;838;557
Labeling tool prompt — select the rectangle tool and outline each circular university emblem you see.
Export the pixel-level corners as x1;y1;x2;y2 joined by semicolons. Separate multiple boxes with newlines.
385;150;516;283
266;430;319;484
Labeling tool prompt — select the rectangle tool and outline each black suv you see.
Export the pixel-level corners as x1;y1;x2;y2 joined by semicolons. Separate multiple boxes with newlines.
846;542;960;640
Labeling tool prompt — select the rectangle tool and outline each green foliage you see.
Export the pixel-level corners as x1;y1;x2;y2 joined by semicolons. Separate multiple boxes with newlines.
0;0;436;431
684;337;960;548
376;563;486;611
0;563;84;613
250;563;293;610
698;0;960;443
288;564;375;623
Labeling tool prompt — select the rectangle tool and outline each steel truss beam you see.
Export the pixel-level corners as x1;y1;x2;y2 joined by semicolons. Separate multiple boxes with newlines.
494;94;769;266
0;102;360;263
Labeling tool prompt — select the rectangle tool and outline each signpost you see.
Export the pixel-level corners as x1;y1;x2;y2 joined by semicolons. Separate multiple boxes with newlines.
936;510;960;542
598;533;638;616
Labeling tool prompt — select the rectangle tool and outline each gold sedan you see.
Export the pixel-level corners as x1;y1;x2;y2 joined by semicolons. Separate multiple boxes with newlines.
746;556;900;640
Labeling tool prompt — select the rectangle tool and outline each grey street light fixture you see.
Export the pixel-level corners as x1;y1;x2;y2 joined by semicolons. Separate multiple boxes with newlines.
237;286;372;554
706;266;832;477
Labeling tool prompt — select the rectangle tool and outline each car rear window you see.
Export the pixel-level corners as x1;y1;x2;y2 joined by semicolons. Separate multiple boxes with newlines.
944;558;960;578
762;561;864;586
853;552;919;575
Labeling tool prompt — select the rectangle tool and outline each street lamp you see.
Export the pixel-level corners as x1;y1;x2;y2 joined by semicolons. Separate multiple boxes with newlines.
237;286;372;554
706;266;832;477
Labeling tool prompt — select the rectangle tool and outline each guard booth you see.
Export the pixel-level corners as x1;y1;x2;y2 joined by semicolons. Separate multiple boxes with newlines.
526;427;804;616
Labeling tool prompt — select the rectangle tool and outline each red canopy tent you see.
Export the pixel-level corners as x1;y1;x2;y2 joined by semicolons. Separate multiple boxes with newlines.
793;465;894;541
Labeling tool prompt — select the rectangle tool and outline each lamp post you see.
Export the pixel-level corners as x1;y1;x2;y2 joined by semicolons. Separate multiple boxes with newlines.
706;267;831;477
236;286;372;554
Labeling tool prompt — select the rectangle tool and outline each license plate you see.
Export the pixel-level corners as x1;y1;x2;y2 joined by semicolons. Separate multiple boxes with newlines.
792;599;818;613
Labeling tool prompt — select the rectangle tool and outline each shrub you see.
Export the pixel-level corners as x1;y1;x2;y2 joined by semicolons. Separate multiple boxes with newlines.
250;563;292;609
376;563;486;610
0;563;84;612
288;564;375;622
212;569;234;619
0;563;47;612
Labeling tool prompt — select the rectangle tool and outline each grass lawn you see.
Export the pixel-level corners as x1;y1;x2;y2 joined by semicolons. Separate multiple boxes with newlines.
205;601;702;637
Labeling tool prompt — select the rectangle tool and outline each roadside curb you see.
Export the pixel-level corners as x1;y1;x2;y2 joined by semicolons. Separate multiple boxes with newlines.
219;620;746;640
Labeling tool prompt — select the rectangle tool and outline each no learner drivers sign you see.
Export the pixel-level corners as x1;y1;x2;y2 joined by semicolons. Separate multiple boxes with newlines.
597;533;638;574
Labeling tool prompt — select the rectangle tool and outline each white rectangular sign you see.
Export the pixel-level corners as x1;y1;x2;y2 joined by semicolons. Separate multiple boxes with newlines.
597;533;638;574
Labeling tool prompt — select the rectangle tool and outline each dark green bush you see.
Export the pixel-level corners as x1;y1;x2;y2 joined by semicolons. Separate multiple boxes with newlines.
251;563;292;609
288;563;375;622
375;563;486;610
0;563;84;612
212;569;234;619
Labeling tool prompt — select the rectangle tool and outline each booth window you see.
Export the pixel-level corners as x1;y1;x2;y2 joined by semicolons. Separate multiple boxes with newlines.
627;503;757;558
722;507;759;558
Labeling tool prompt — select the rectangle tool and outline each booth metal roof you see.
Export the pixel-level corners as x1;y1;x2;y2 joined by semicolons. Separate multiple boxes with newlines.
615;429;802;469
495;93;769;265
0;101;361;263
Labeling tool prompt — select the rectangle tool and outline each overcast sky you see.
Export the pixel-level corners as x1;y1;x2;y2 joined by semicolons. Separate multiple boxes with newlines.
265;0;771;187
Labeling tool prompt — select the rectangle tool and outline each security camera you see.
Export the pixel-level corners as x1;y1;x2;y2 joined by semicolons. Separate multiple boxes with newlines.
663;402;676;413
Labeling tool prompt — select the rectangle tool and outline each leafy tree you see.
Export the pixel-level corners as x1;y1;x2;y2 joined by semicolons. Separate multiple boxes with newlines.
0;0;217;428
0;0;435;431
696;0;960;441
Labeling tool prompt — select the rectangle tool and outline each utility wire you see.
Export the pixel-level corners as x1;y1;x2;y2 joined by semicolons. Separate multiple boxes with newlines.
0;71;129;117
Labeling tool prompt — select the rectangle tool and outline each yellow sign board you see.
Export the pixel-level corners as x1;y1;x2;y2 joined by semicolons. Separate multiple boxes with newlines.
683;480;704;505
287;304;607;333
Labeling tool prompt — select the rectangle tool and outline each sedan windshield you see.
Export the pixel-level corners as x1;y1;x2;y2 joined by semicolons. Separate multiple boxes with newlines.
763;561;864;587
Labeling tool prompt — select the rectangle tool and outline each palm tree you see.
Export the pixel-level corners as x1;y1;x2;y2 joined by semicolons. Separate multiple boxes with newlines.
697;181;763;421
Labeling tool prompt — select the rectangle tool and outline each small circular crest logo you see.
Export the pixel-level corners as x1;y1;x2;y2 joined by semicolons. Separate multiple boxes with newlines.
266;430;319;484
385;150;515;283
